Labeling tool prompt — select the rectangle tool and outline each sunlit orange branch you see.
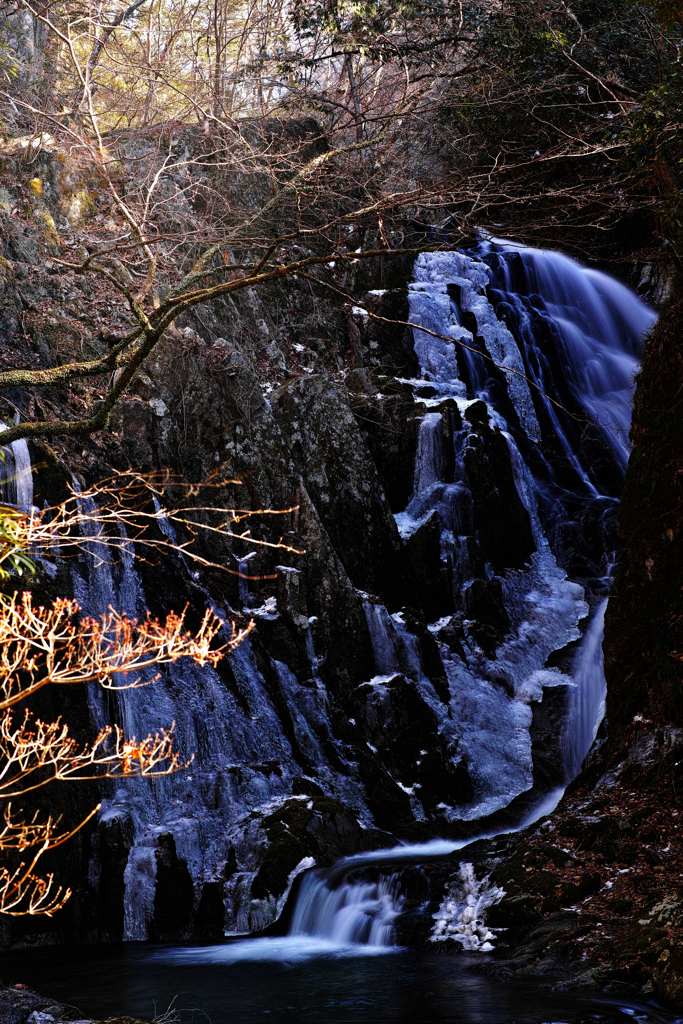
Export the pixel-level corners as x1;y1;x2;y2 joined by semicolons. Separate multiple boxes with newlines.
0;857;72;917
0;470;304;577
0;801;100;851
0;592;246;711
0;803;103;916
0;472;292;918
0;712;190;795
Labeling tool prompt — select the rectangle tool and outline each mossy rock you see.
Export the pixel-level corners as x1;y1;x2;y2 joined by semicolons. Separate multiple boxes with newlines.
67;188;97;227
250;795;366;901
0;256;14;280
534;844;574;868
310;795;348;817
491;846;550;892
486;893;544;933
263;799;315;837
603;289;683;743
556;872;601;905
32;204;59;247
654;942;683;1008
251;799;316;900
92;1018;154;1024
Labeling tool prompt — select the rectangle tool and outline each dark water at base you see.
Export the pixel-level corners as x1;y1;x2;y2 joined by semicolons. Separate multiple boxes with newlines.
1;943;681;1024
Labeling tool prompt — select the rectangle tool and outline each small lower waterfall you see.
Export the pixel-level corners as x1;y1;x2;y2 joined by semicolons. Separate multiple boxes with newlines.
289;870;403;947
564;598;608;780
279;785;570;954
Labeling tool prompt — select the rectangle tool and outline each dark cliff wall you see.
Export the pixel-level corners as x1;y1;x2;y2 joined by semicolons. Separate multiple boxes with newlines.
603;282;683;745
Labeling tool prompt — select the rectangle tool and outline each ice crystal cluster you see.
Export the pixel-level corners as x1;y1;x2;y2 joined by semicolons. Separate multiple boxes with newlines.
430;862;505;951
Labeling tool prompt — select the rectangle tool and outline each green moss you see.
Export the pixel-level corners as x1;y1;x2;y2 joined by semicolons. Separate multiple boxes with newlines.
557;872;601;906
67;189;97;227
33;205;59;247
311;796;346;816
617;921;668;966
250;827;307;900
250;798;318;900
524;870;560;899
263;799;315;836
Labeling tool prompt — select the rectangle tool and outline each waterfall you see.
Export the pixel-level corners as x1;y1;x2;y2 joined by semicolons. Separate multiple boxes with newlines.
277;789;566;956
238;552;257;608
289;870;403;947
273;243;653;955
0;423;33;508
413;412;444;494
482;239;650;472
73;495;364;940
564;598;608;780
402;244;654;807
60;240;650;950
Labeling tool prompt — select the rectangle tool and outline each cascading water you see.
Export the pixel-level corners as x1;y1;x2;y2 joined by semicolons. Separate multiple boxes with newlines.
0;423;33;508
73;490;366;940
276;242;654;954
482;239;644;472
564;597;609;781
61;239;652;953
0;243;665;1024
290;870;403;947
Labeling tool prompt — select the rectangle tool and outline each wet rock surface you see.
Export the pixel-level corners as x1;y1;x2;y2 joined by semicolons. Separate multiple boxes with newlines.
0;986;152;1024
604;291;683;747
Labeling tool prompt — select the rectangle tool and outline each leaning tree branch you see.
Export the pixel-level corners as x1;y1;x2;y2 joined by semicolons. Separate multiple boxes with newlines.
0;241;472;447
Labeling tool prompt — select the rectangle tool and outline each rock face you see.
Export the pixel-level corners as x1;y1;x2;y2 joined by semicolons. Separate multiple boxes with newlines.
433;722;683;999
0;139;654;952
653;942;683;1007
0;984;150;1024
603;289;683;747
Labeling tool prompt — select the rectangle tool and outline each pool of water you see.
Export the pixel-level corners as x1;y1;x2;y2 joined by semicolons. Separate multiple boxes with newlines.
2;941;681;1024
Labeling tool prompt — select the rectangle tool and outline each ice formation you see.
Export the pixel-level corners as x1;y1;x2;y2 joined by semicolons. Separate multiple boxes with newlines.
430;862;505;951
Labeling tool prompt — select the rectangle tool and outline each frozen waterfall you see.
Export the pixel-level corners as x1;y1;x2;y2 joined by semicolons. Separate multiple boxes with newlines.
407;242;653;795
276;242;653;954
69;239;652;951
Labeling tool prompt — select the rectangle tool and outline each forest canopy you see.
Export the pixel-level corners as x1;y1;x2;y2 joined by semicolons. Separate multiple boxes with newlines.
3;0;681;257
